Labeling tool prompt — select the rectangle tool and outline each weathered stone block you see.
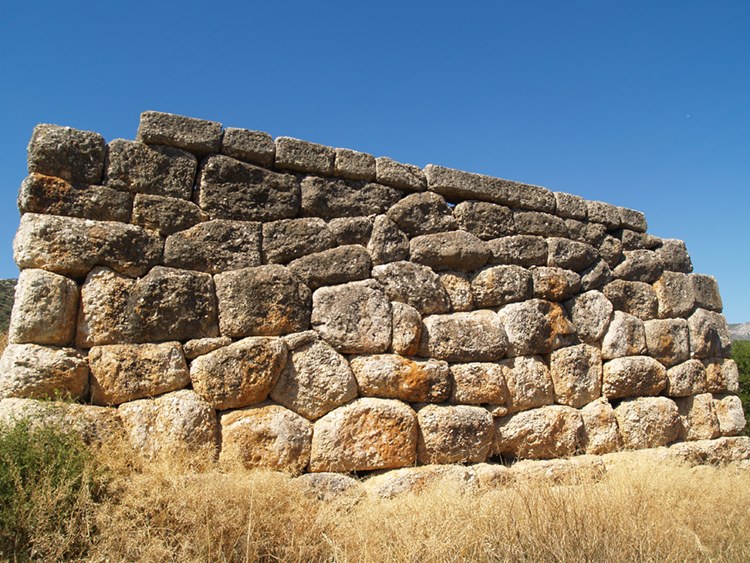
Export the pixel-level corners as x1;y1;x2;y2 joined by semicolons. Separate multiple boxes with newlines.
262;217;334;264
334;148;376;181
656;239;692;273
691;274;722;312
189;337;288;410
688;309;731;359
131;193;206;235
386;191;456;236
163;219;261;274
375;157;426;191
453;200;515;240
601;311;647;359
487;235;547;267
270;340;357;420
580;260;613;291
712;395;747;436
390;302;422;356
666;360;707;397
586;200;621;229
89;342;189;406
18;173;132;222
9;269;79;346
614;397;680;449
493;405;584;460
581;398;622;455
497;299;576;357
351;354;450;403
417;405;494;464
675;393;720;441
598;234;623;267
183;337;232;360
643;318;690;367
312;280;392;354
471;265;532;308
617;229;660;251
554;192;588;220
410;230;490;271
703;358;740;394
367;215;409;264
602;356;667;399
546;238;597;272
438;271;474;312
0;344;88;401
603;280;658;320
613;250;663;283
450;362;507;405
301;176;401;218
372;261;450;315
221;127;275;167
328;216;373;246
419;310;507;362
14;213;162;278
28;124;106;185
565;290;613;344
219;403;312;474
532;266;581;301
288;245;371;289
501;355;554;412
137;111;222;154
76;268;135;346
618;207;647;232
549;344;602;408
215;265;310;337
275;136;335;176
513;211;568;237
197;155;300;221
653;272;695;319
310;398;418;472
105;139;197;199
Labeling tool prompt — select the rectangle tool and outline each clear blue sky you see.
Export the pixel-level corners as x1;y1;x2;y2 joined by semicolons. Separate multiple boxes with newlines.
1;1;748;321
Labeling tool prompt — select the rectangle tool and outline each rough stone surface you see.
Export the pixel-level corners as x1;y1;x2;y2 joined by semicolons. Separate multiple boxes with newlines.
675;393;720;441
375;157;426;192
364;464;478;498
549;344;603;408
603;280;658;320
105;139;197;199
351;355;451;403
598;235;623;267
438;271;474;312
618;229;660;251
367;215;409;265
197;155;300;221
9;269;79;346
713;395;747;436
691;274;723;312
613;250;663;283
131;193;206;235
311;280;392;354
295;472;364;501
618;207;647;232
418;310;507;362
501;355;554;412
221;127;275;167
262;218;334;264
334;148;376;181
667;436;750;466
487;235;548;267
546;238;597;271
137;111;222;154
510;456;606;485
643;318;690;367
390;302;422;356
497;299;576;357
189;337;287;410
513;211;568;237
18;173;132;222
493;405;585;460
602;356;667;399
614;397;680;449
309;398;418;472
450;362;507;405
586;200;621;229
471;265;532;308
581;398;622;454
580;260;613;291
532;266;581;301
328;216;373;246
289;245;371;290
0;344;88;401
270;340;357;420
565;290;613;344
417;405;494;464
410;230;490;271
601;311;647;359
386;191;456;236
14;213;162;278
89;342;189;406
214;265;311;337
219;403;312;474
554;192;588;220
183;337;232;360
653;272;695;319
301;177;401;219
656;239;693;273
372;261;449;315
703;358;740;394
666;360;707;397
687;308;731;359
28;124;106;185
453;201;515;240
163;219;261;274
275;137;335;176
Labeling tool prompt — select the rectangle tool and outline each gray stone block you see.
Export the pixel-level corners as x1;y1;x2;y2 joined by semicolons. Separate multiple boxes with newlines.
28;124;106;185
300;176;401;219
131;193;206;235
137;111;222;155
221;127;275;167
275;136;334;176
375;157;426;191
262;218;335;264
334;148;376;181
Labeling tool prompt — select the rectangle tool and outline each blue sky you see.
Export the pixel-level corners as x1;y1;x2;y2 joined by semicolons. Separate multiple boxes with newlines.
1;1;748;321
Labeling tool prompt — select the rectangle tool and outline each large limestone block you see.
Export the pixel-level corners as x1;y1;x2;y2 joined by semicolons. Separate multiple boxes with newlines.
0;344;88;401
487;235;548;267
712;395;747;436
409;230;491;271
450;362;508;405
471;265;532;308
311;280;392;354
554;192;588;220
655;239;693;273
288;245;371;290
190;337;288;410
310;398;418;472
334;147;376;181
76;268;135;346
295;471;365;501
619;207;647;232
612;250;663;283
367;215;409;264
375;157;427;192
300;176;401;219
453;200;515;240
221;127;275;168
675;394;720;441
27;123;106;185
18;173;132;222
270;340;357;420
600;311;647;359
104;139;197;199
14;213;162;278
703;358;740;394
690;274;722;312
580;260;613;291
163;219;261;274
214;265;310;338
438;271;474;312
364;464;478;499
386;191;456;236
653;272;695;319
261;218;335;264
197;155;300;221
546;237;597;272
118;390;219;458
391;302;422;356
418;310;507;362
668;436;750;466
372;261;450;315
531;266;581;301
131;193;206;235
350;354;451;403
581;398;622;455
497;299;576;357
89;342;190;406
493;405;585;460
643;318;690;367
602;356;667;399
587;200;622;229
603;280;658;320
9;269;79;345
510;456;606;485
565;290;613;344
328;216;373;246
598;234;624;267
501;355;554;413
618;229;660;251
614;397;680;449
137;110;222;154
688;309;731;359
219;403;312;474
275;137;335;176
183;337;232;360
666;360;707;397
513;210;568;238
549;344;603;408
417;405;494;464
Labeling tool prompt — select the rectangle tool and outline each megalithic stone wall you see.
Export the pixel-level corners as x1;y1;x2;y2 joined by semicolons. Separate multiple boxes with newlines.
0;110;745;474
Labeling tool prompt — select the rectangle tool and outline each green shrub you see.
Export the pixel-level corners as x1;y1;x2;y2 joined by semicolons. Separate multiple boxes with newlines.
732;340;750;434
0;417;105;560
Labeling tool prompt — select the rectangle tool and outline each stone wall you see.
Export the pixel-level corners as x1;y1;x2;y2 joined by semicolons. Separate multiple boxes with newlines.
0;110;744;474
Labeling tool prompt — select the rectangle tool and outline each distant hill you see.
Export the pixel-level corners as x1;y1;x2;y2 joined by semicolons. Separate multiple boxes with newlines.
730;323;750;342
0;279;16;333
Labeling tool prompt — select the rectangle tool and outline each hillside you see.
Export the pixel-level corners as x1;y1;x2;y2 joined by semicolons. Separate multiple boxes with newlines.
730;323;750;342
0;279;15;333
